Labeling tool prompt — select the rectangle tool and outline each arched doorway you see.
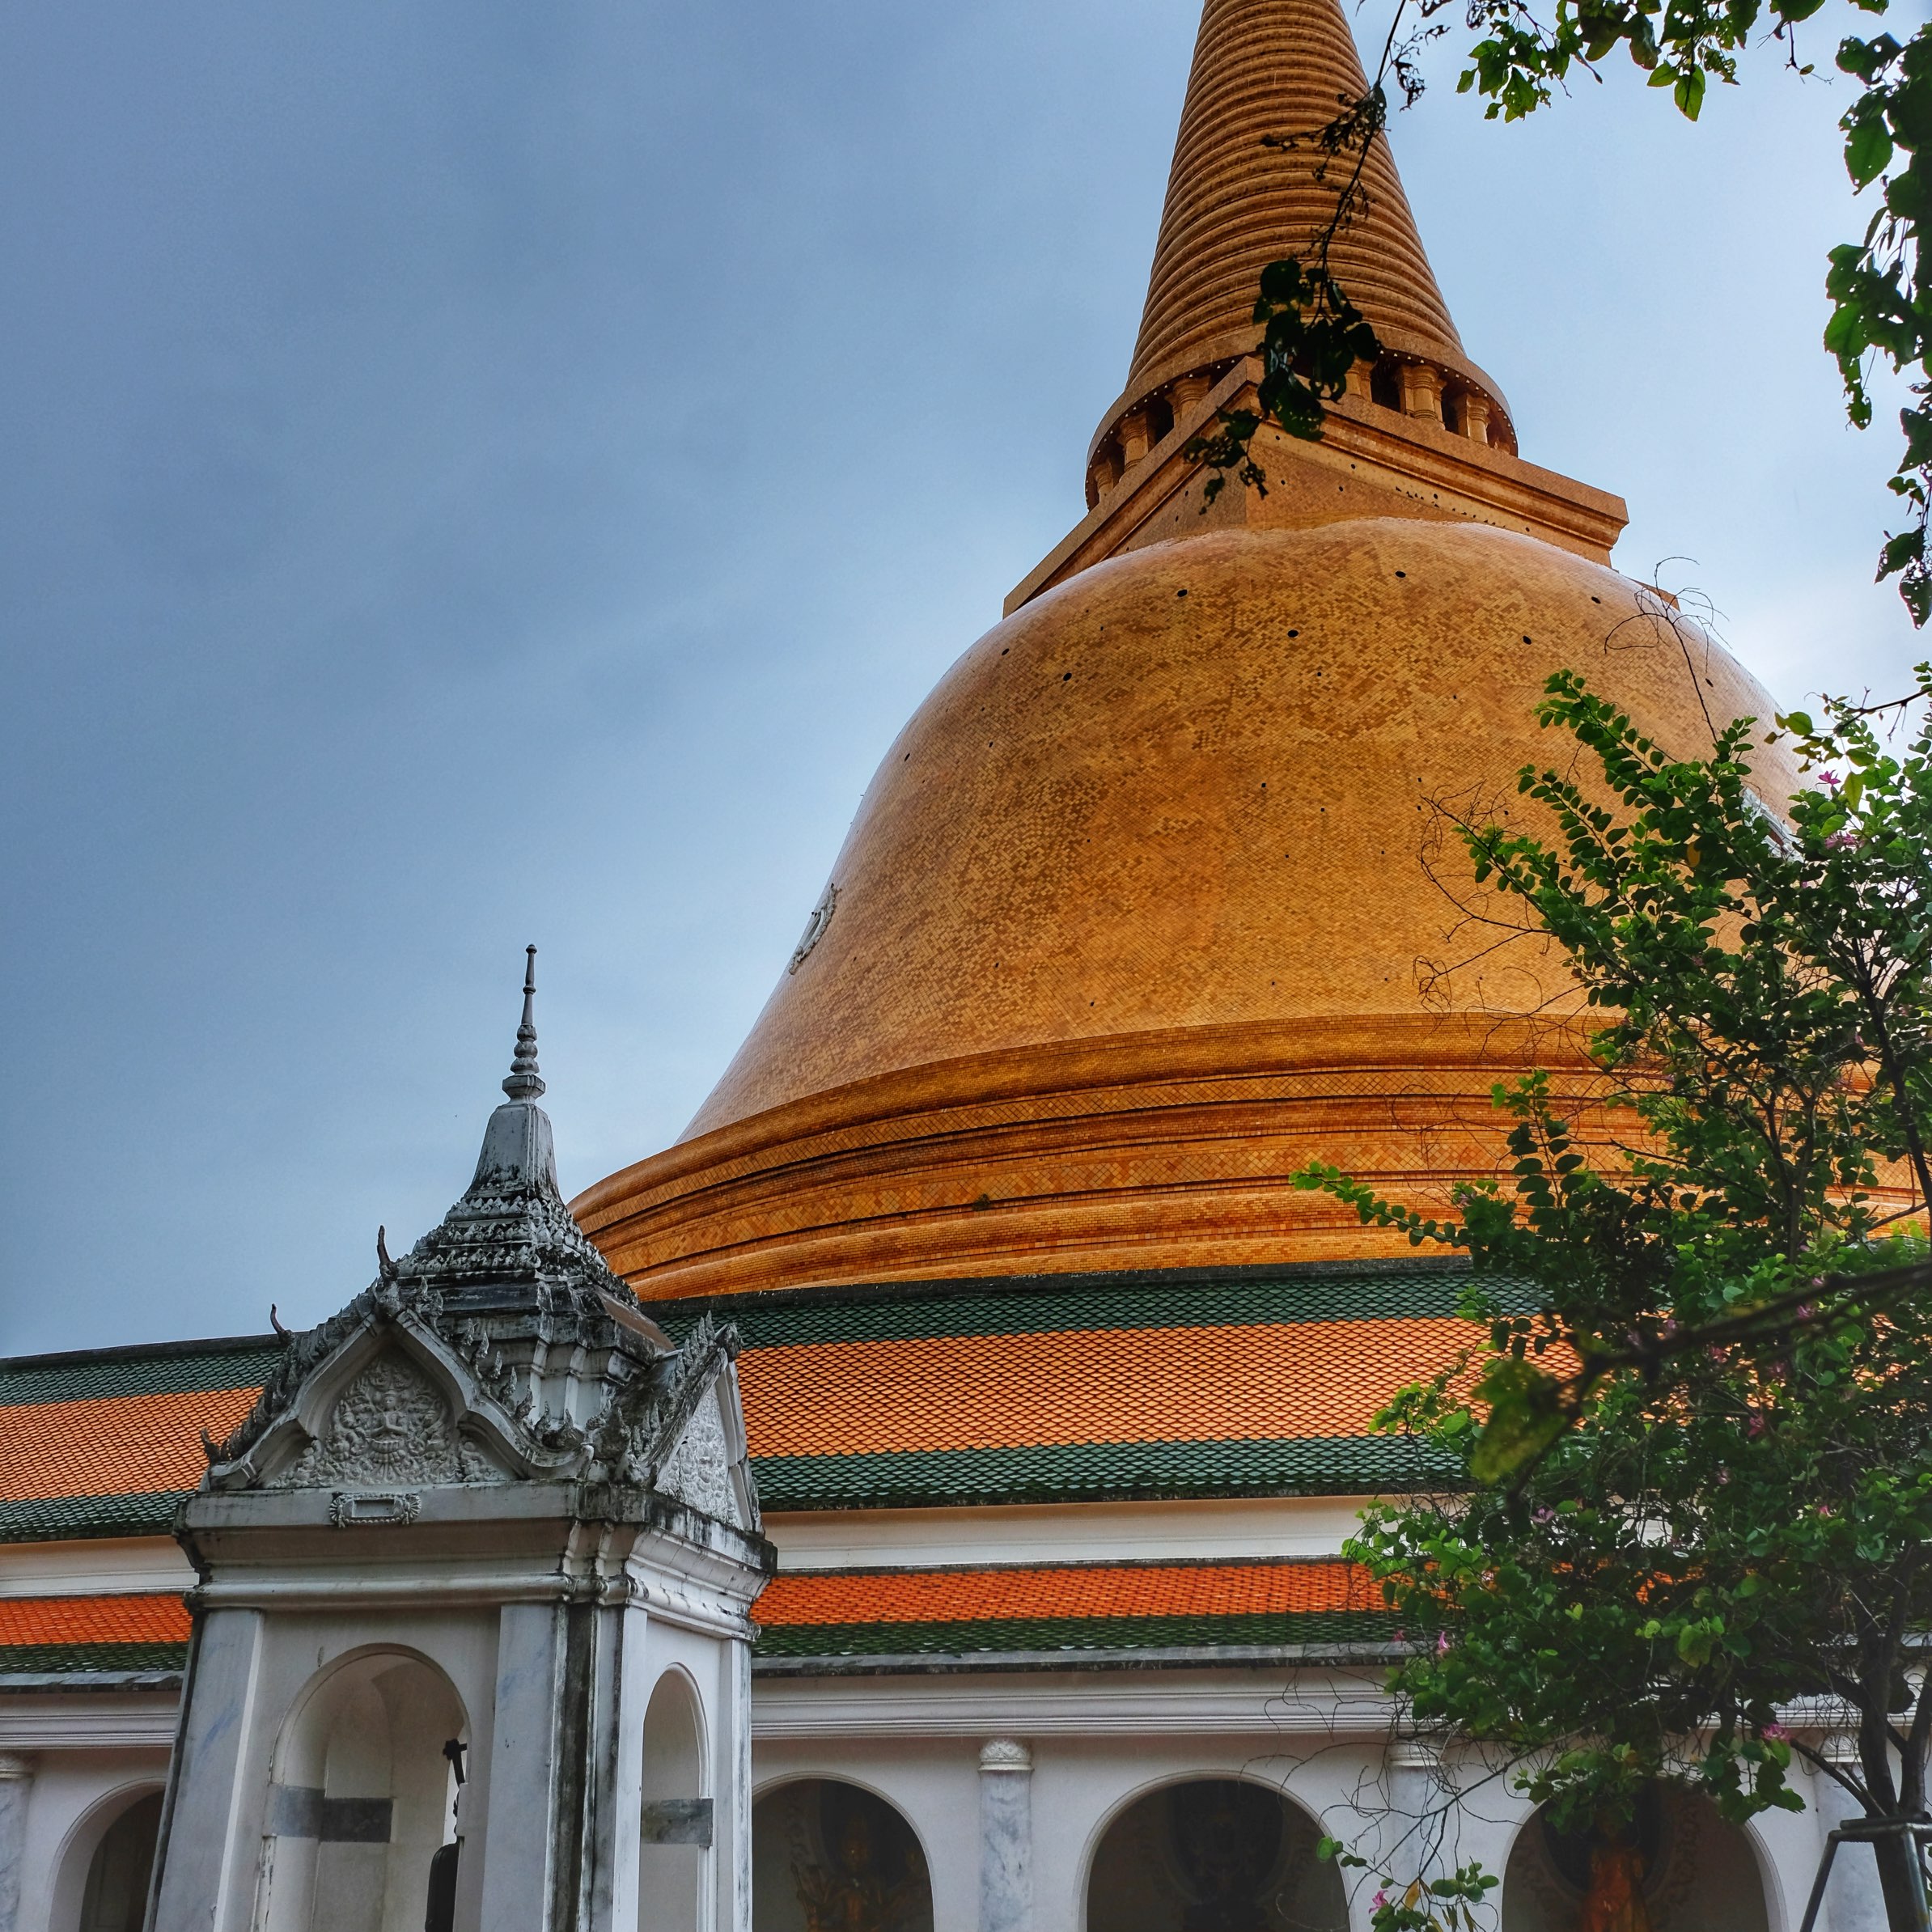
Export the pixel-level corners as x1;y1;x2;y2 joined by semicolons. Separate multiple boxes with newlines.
76;1790;163;1932
640;1671;707;1932
752;1779;934;1932
1502;1785;1770;1932
1085;1778;1347;1932
259;1649;468;1932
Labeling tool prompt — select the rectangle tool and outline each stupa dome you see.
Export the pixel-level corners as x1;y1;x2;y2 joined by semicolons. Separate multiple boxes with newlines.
574;519;1800;1299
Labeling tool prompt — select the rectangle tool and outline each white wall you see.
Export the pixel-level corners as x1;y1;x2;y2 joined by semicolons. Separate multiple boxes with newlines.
9;1752;169;1932
0;1671;1868;1932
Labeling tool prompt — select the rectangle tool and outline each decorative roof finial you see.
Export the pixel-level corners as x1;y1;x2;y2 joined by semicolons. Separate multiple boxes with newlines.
503;945;545;1101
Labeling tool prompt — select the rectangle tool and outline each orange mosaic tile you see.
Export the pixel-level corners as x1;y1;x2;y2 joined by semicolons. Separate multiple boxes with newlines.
0;1594;191;1648
0;1388;258;1502
735;1317;1469;1460
753;1559;1370;1629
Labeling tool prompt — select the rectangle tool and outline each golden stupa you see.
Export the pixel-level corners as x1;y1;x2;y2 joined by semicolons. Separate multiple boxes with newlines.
574;0;1799;1299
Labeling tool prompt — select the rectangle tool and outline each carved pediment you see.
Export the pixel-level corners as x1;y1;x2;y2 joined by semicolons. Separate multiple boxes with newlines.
655;1382;742;1526
624;1330;758;1532
269;1346;507;1489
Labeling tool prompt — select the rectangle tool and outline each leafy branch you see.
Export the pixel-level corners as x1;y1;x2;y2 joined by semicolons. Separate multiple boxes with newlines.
1299;668;1932;1930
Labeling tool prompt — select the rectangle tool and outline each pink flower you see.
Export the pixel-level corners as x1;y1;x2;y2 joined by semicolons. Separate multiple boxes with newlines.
1826;830;1859;851
1819;770;1841;789
1748;1413;1767;1437
1533;1506;1557;1524
1437;1631;1453;1654
1373;1892;1388;1909
1762;1722;1791;1741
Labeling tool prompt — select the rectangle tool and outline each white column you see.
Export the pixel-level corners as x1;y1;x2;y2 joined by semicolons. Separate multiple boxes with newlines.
724;1642;752;1932
1375;1736;1439;1895
478;1602;571;1932
978;1741;1032;1932
0;1754;36;1932
587;1602;650;1932
152;1608;266;1932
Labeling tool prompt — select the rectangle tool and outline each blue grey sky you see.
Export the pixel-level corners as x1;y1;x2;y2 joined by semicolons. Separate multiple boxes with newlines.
2;1;1921;1354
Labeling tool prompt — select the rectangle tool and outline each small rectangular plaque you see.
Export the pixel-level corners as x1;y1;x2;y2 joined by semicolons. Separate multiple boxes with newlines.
640;1798;713;1846
328;1492;421;1528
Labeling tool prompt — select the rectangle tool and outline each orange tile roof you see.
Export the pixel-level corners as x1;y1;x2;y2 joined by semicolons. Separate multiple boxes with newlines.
0;1593;191;1648
754;1558;1371;1628
737;1317;1468;1459
0;1388;259;1503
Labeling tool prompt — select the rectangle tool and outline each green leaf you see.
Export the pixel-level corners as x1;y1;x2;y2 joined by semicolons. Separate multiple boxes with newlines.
1846;112;1896;186
1469;1358;1569;1484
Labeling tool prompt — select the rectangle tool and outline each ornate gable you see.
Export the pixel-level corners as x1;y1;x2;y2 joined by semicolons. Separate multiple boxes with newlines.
195;953;759;1539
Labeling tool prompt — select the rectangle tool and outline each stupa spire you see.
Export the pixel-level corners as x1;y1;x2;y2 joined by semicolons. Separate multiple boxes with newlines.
1089;0;1511;485
503;943;544;1102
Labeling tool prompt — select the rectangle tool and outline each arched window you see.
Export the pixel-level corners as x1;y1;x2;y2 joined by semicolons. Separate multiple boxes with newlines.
1502;1784;1769;1931
639;1671;707;1932
1085;1777;1346;1932
258;1650;467;1932
752;1779;933;1932
77;1790;163;1932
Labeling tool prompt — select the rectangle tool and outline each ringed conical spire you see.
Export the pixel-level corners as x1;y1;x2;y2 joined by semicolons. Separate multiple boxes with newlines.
1090;0;1512;486
503;943;545;1101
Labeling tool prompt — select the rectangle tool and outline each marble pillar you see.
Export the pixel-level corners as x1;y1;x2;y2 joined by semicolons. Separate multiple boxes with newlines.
1380;1737;1440;1892
977;1740;1032;1932
0;1753;36;1932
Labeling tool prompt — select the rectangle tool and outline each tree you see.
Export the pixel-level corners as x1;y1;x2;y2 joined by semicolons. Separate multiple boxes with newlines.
1189;0;1932;620
1296;669;1932;1930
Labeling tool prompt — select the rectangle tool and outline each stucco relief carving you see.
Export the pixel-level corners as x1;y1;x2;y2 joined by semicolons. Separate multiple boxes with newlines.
656;1385;739;1524
273;1349;503;1489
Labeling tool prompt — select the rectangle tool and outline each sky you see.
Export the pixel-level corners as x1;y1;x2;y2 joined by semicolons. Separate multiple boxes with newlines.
2;0;1926;1355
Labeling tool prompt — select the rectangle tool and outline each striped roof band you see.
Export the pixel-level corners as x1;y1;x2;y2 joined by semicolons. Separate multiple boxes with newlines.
736;1316;1472;1460
0;1337;285;1407
0;1336;281;1540
650;1260;1510;1349
0;1592;191;1676
751;1557;1394;1659
759;1557;1371;1624
0;1265;1506;1535
0;1388;263;1512
0;1568;1395;1682
752;1434;1449;1510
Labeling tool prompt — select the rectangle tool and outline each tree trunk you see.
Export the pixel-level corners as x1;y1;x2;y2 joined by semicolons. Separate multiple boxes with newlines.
1871;1830;1927;1932
1577;1838;1651;1932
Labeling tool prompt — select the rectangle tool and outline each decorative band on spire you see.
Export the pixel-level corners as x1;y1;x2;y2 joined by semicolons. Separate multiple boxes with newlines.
1085;0;1515;502
503;945;546;1101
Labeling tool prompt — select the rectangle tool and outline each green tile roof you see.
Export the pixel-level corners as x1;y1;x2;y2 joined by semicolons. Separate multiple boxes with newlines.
752;1606;1395;1661
0;1337;285;1407
0;1495;189;1541
752;1434;1451;1510
0;1642;189;1676
650;1258;1511;1350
